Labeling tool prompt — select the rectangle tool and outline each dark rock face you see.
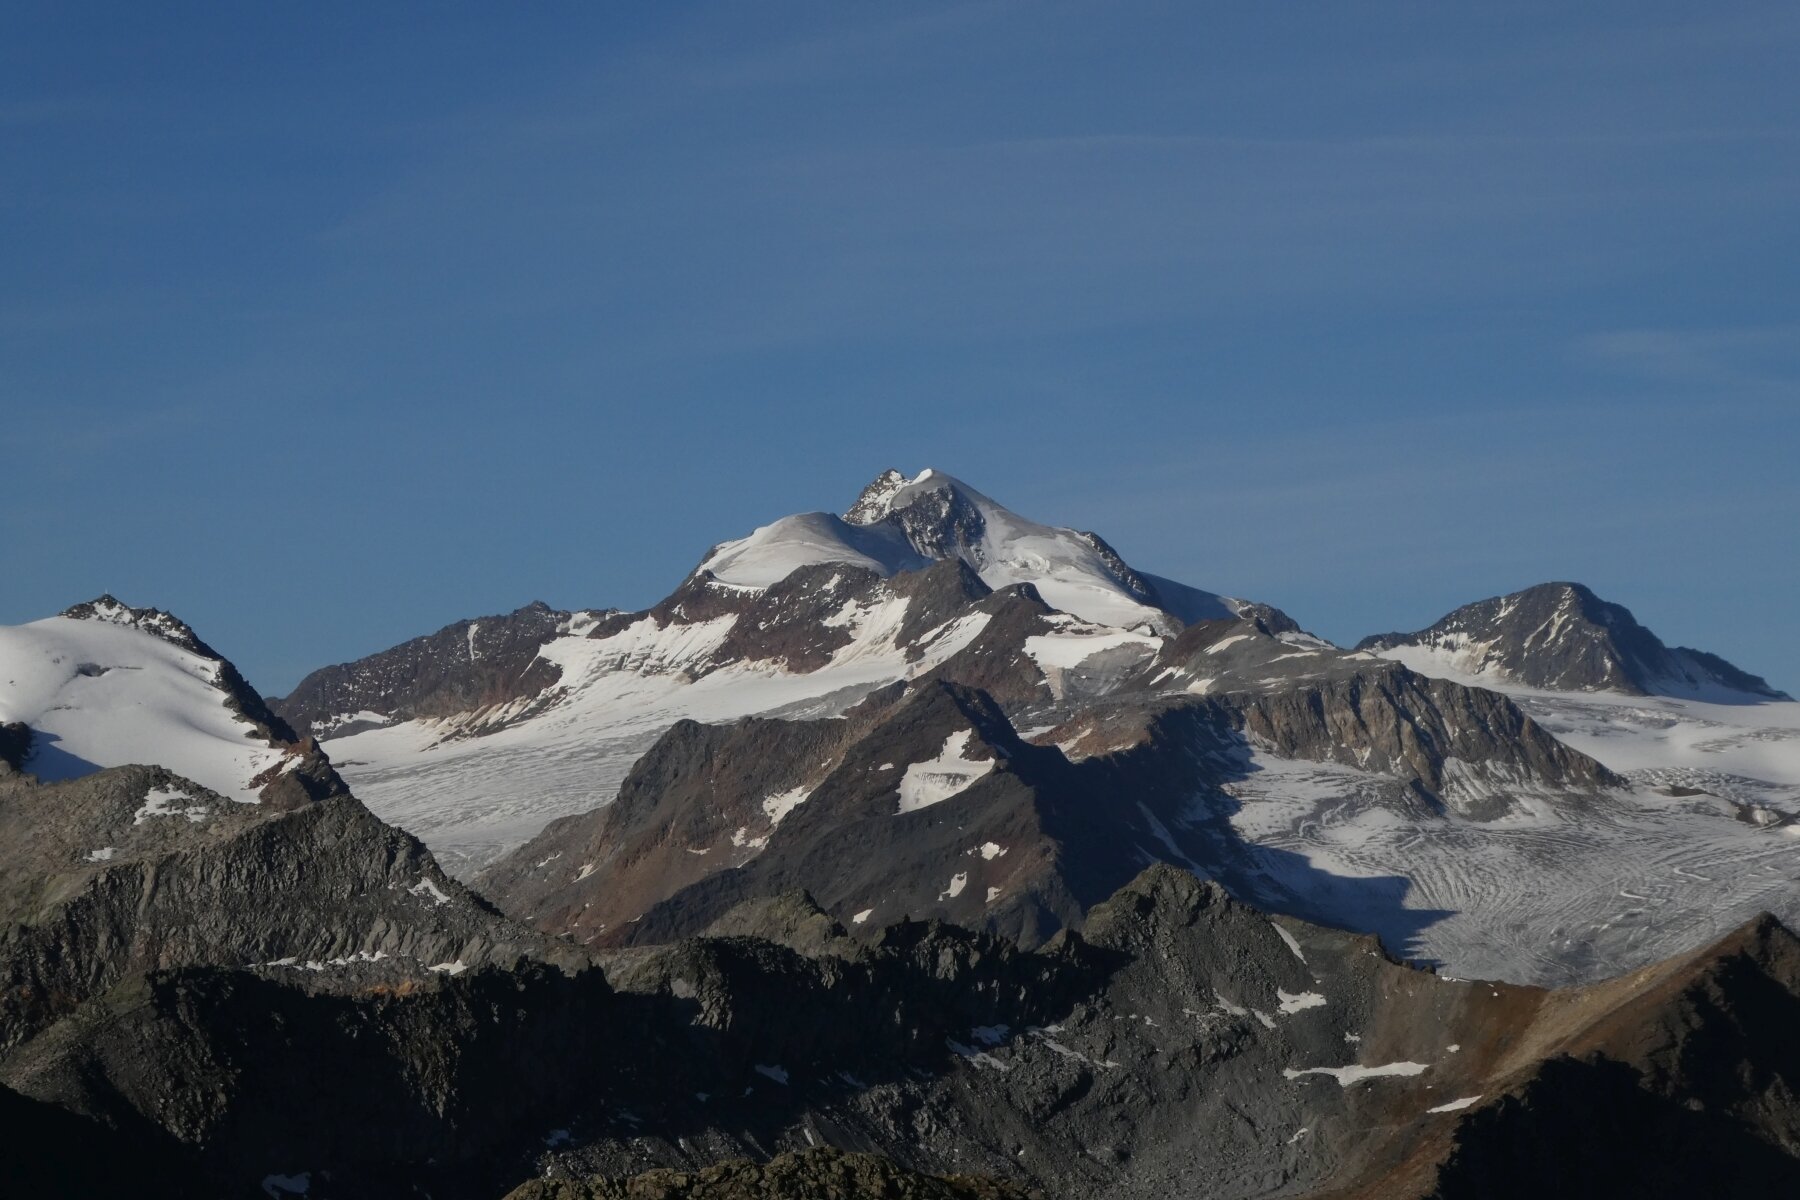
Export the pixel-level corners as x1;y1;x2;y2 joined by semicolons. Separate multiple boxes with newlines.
505;1146;1039;1199
0;762;574;1051
272;600;587;736
0;722;29;774
1211;664;1622;815
3;962;620;1200
5;864;1799;1199
1358;581;1790;700
1313;911;1800;1199
479;713;872;941
0;1079;196;1198
662;560;996;676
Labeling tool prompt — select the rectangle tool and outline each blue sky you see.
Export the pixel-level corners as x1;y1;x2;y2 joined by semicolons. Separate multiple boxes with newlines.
3;2;1796;695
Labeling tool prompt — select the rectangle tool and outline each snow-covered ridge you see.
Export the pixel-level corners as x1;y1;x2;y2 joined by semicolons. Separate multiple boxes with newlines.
0;609;297;804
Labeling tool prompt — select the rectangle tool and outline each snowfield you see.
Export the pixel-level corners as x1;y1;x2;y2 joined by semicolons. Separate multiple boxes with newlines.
1229;653;1800;984
0;614;292;804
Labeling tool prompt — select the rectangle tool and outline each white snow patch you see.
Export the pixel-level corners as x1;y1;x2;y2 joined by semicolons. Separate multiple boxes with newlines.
761;786;812;825
978;841;1008;860
986;886;1003;903
1024;625;1160;673
1272;922;1307;962
1284;1061;1430;1087
84;846;117;862
408;879;452;906
939;872;969;900
427;960;468;975
1427;1095;1483;1113
753;1063;789;1085
1277;989;1327;1015
851;908;874;925
946;1038;1010;1071
133;786;209;826
261;1173;311;1198
896;730;994;814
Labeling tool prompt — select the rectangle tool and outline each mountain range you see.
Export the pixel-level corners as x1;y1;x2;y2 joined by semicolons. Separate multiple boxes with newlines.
2;467;1797;1197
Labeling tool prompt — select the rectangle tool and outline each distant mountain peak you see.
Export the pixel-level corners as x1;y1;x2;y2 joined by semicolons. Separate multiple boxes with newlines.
1359;581;1789;701
61;595;211;658
701;467;1245;633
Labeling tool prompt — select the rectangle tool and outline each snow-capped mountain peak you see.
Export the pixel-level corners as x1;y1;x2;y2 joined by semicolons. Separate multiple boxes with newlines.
1359;581;1790;701
704;467;1240;632
0;597;320;803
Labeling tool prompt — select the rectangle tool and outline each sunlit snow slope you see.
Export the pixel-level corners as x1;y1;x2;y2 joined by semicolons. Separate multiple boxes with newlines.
0;602;300;803
327;587;993;871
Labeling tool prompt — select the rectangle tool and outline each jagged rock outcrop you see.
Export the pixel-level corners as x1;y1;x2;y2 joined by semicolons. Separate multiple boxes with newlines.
485;680;1092;949
1358;581;1790;700
1309;909;1800;1198
2;961;620;1199
6;865;1799;1199
0;762;577;1049
506;1146;1038;1200
1209;664;1622;817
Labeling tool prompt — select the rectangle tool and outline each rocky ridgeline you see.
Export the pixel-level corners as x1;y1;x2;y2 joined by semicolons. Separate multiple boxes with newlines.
0;761;577;1051
1359;581;1789;699
6;865;1797;1198
505;1147;1037;1199
272;600;593;737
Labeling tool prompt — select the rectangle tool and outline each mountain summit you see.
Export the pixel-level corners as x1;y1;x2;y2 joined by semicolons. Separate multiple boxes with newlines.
700;467;1243;632
1360;581;1789;701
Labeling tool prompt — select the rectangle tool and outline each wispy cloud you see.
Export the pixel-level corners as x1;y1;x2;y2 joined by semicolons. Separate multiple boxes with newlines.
1579;325;1800;390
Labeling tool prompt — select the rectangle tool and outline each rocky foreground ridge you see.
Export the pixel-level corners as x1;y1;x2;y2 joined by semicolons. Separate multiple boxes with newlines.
4;850;1799;1198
